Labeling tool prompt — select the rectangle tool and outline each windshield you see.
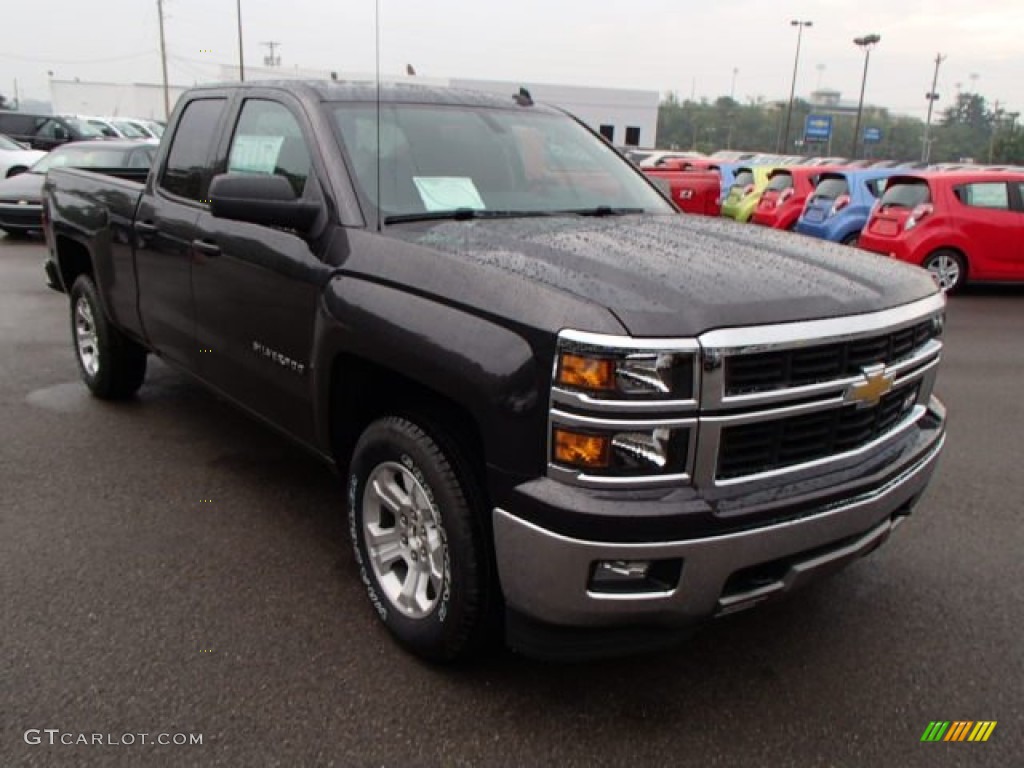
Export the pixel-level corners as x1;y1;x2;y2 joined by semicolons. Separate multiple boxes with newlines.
30;145;144;173
112;120;146;138
879;180;931;209
813;176;849;200
64;118;105;138
766;172;793;192
330;103;672;221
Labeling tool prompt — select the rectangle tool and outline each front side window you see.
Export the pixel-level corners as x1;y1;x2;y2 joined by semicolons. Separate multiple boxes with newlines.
159;98;227;201
227;99;311;197
957;182;1009;210
331;103;671;220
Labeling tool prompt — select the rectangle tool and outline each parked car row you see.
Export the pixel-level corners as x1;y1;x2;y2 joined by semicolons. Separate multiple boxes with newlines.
0;111;165;151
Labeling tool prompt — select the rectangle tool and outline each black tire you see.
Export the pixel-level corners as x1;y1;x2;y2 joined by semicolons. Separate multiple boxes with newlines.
922;249;967;294
347;416;491;662
841;232;860;246
69;275;147;399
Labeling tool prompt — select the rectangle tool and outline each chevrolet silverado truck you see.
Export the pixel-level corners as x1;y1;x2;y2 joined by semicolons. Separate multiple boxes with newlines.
42;81;946;662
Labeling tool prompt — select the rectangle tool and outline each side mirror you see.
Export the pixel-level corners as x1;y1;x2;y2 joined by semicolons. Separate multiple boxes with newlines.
209;173;320;232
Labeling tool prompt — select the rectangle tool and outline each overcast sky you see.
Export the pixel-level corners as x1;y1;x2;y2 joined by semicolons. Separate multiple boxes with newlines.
2;0;1021;119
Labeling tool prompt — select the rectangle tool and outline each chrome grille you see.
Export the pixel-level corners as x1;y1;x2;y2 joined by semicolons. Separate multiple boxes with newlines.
725;321;936;395
716;382;920;480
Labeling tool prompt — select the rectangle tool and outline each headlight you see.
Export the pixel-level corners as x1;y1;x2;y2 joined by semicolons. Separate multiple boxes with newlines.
549;331;699;488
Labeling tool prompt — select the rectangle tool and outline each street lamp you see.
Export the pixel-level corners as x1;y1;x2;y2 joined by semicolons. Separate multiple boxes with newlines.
237;0;245;81
780;20;812;153
851;33;881;159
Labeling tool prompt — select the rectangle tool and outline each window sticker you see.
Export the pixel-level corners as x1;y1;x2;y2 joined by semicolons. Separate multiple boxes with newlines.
413;176;486;212
228;135;284;174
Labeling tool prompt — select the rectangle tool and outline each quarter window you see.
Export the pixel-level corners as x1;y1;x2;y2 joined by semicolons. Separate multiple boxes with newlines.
227;100;312;197
958;182;1009;210
159;98;228;202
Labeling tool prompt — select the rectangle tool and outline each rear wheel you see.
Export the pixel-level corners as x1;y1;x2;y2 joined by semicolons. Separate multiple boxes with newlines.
923;249;966;293
347;416;491;662
841;233;860;246
70;275;148;399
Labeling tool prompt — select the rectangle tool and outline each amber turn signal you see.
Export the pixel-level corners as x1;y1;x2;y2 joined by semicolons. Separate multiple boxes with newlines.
557;353;616;391
553;428;610;468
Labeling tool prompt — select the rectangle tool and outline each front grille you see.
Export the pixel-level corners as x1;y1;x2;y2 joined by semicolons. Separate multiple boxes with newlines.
717;382;920;480
725;321;934;396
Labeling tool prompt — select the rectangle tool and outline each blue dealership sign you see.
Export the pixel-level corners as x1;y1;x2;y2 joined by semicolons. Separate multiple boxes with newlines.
804;114;833;142
864;127;882;143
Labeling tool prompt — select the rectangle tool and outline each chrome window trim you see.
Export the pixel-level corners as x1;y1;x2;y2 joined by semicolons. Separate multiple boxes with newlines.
698;293;944;352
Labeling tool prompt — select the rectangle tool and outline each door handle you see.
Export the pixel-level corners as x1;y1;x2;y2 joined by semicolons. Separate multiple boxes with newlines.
134;220;158;234
191;239;221;257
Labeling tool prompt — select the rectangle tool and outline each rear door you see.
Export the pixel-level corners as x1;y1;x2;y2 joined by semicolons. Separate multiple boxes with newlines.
190;93;330;443
135;94;232;367
952;180;1017;278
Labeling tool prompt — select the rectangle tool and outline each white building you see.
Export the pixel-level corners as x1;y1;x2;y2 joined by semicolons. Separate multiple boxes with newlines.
50;67;660;146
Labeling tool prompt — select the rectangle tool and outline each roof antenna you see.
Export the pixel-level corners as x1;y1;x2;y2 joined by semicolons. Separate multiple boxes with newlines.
375;0;382;231
513;87;533;107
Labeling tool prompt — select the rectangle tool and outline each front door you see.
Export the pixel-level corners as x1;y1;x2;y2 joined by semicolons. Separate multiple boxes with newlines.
954;181;1018;279
191;96;329;444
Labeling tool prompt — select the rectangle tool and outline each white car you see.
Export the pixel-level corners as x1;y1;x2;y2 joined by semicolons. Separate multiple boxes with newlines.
0;133;46;178
111;118;164;139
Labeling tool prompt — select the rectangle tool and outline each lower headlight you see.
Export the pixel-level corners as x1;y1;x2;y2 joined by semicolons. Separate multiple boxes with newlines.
551;424;691;480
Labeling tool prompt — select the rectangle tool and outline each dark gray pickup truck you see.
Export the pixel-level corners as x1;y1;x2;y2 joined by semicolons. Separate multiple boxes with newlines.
42;81;946;661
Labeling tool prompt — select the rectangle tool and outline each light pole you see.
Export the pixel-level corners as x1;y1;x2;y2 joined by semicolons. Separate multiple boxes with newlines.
156;0;170;120
851;33;881;159
780;20;812;153
237;0;245;81
922;53;946;163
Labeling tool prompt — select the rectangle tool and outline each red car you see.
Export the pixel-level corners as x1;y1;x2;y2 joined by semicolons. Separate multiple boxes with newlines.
751;166;837;230
859;172;1024;292
643;168;722;216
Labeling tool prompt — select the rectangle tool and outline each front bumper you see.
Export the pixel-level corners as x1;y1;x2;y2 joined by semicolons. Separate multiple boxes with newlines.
0;202;43;231
495;401;944;646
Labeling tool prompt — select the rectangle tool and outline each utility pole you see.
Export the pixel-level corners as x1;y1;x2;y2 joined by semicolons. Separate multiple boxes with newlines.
262;41;282;67
156;0;170;120
922;53;945;163
236;0;245;81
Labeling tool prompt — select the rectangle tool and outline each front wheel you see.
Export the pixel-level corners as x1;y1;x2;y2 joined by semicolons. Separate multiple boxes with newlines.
347;416;491;662
70;275;148;399
923;249;966;293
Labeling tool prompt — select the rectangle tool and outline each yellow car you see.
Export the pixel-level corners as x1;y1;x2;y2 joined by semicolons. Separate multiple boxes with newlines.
720;165;779;223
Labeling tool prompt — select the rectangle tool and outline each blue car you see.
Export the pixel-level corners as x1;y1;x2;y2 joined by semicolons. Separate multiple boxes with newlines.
794;168;899;246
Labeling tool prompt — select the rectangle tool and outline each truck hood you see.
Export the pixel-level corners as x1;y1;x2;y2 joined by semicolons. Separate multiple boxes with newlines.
384;214;938;337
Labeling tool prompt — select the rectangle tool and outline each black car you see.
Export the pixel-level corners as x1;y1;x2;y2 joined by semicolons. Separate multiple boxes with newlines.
0;140;157;236
0;113;108;151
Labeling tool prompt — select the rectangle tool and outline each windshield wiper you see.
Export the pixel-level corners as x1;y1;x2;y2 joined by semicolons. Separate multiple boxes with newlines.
556;206;645;217
384;209;560;225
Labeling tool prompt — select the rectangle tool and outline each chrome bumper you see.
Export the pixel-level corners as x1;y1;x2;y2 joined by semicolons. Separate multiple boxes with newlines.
494;430;944;629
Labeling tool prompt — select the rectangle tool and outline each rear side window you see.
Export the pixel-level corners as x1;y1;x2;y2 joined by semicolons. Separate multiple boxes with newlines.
766;172;793;191
879;180;931;209
160;98;228;201
956;182;1009;210
227;99;312;197
814;176;849;199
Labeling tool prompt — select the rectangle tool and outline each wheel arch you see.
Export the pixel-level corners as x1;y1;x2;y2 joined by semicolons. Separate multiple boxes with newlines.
54;235;94;293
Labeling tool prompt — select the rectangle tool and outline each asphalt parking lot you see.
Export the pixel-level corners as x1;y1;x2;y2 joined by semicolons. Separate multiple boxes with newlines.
2;233;1022;768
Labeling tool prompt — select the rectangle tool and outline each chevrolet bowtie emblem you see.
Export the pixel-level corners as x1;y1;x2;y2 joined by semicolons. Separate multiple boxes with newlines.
846;365;894;408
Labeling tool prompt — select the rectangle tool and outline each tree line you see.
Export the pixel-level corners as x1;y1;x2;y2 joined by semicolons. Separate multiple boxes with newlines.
657;91;1023;165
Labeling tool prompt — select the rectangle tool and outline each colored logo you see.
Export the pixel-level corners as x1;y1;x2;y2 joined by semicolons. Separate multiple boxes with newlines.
845;365;894;408
921;721;997;742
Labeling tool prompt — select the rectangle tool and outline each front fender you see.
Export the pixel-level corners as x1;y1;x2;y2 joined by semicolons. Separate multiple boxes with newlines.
313;275;548;478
